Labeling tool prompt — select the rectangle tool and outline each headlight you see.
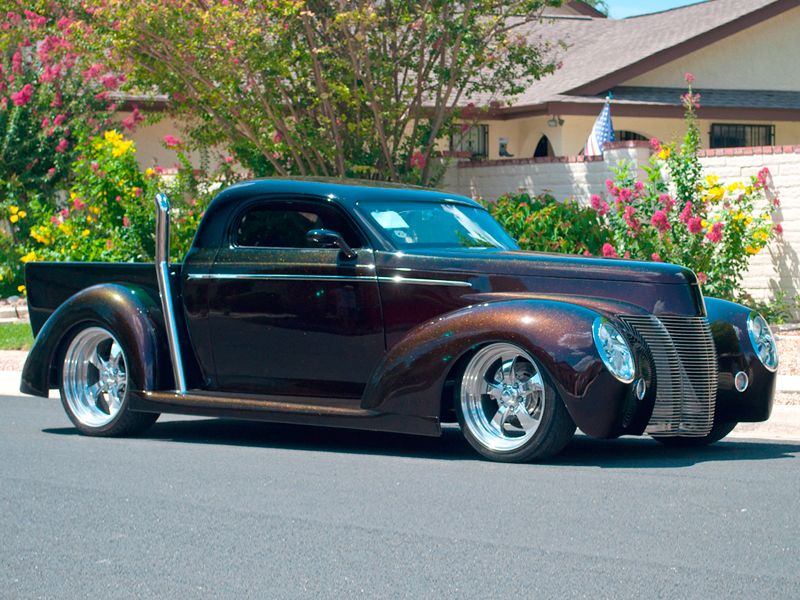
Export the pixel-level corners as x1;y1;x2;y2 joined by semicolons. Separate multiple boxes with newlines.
593;318;636;383
747;312;778;372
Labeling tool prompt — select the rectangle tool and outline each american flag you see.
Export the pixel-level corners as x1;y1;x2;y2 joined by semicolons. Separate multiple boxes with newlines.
584;101;615;156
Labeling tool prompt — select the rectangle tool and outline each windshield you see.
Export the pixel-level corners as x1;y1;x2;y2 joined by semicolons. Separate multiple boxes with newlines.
363;201;518;250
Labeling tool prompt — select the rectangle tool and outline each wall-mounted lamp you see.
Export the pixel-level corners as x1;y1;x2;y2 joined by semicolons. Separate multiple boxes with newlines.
499;137;514;157
547;116;565;127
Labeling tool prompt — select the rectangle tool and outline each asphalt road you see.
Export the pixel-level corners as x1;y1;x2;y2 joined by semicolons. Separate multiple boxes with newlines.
2;395;799;599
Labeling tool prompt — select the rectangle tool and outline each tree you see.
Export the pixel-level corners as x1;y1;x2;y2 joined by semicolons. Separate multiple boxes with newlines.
576;0;609;15
90;0;565;185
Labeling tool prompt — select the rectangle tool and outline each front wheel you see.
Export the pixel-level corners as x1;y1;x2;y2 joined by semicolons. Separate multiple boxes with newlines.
60;325;158;437
652;421;738;448
455;343;575;462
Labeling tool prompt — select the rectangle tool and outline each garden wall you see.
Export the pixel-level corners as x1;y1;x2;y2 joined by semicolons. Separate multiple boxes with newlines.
439;141;800;307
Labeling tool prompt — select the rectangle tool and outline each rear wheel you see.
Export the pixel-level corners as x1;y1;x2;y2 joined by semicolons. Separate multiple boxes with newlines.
455;343;575;462
652;421;737;448
60;325;158;437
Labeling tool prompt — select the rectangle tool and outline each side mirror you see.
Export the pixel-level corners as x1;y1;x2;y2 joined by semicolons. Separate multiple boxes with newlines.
306;229;358;260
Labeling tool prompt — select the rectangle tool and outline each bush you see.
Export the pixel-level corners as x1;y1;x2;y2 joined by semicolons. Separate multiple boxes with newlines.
483;191;612;255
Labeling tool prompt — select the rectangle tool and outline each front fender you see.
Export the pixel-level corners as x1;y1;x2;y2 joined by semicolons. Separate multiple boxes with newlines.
361;299;651;439
20;284;168;398
706;297;776;422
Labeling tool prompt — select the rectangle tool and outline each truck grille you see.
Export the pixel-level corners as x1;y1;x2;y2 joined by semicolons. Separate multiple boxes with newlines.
619;315;718;437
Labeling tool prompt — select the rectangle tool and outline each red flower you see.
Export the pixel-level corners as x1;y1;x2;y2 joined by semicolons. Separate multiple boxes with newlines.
774;223;783;234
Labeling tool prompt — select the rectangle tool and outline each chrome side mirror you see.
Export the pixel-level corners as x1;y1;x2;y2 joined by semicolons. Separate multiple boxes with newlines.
307;229;358;260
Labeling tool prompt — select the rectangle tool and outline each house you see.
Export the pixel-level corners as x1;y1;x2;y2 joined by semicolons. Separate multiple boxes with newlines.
452;0;800;161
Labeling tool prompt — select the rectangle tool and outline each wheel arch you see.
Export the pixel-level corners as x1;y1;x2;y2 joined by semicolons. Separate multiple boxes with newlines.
360;298;633;438
20;284;170;397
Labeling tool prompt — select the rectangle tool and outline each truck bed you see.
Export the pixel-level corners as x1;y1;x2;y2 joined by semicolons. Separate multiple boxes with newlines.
25;262;182;337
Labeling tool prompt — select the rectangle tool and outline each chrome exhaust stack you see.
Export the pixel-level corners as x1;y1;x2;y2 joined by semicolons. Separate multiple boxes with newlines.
154;193;187;392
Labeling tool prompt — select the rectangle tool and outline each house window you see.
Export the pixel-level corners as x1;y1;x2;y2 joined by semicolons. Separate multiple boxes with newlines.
615;130;648;142
710;124;775;148
451;124;488;157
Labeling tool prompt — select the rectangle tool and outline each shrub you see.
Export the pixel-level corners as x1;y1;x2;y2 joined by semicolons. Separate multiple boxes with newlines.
484;190;612;255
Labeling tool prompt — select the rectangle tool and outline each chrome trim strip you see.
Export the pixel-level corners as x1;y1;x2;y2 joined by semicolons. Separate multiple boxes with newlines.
377;276;472;288
187;273;472;287
154;193;187;393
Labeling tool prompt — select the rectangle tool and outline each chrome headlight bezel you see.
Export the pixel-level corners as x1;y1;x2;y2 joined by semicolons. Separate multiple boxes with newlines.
747;312;778;372
592;317;636;384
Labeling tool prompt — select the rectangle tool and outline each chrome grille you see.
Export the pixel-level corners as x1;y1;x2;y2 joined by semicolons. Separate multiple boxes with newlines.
620;315;718;437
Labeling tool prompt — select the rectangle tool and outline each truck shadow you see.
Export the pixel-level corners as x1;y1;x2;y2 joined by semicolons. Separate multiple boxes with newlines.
45;417;800;467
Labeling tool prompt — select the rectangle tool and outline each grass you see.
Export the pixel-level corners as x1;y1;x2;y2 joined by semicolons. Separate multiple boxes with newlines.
0;322;34;351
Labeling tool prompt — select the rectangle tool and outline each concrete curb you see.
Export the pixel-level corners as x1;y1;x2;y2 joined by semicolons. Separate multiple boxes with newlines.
2;369;799;441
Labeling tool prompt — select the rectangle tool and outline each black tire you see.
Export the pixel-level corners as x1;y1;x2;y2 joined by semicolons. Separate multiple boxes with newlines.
59;323;159;437
455;342;576;462
652;421;738;448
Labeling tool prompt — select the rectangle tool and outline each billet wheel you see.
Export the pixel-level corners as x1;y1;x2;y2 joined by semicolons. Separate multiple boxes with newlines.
455;342;575;462
60;325;158;436
652;421;738;448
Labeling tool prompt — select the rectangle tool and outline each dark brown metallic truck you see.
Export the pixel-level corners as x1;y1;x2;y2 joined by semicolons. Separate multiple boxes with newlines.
20;178;778;462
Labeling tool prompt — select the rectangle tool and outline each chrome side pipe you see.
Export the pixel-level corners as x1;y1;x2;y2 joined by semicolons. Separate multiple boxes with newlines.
154;193;187;392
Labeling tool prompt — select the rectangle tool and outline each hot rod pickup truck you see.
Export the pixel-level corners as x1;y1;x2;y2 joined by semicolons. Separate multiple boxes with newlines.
21;178;778;462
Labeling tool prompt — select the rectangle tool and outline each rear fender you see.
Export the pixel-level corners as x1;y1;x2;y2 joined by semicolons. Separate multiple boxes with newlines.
361;299;648;438
20;284;169;397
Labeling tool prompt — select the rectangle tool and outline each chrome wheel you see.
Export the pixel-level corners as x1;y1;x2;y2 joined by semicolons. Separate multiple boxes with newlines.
62;327;128;428
459;343;547;453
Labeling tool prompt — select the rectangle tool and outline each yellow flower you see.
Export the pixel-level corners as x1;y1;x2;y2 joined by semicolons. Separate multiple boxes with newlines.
89;206;101;215
708;186;724;201
59;223;72;235
111;140;133;158
9;206;18;214
9;215;18;223
104;130;123;143
20;251;37;263
706;175;719;185
745;245;761;255
18;210;25;218
87;216;93;223
145;167;154;178
17;285;25;294
658;148;670;160
82;229;90;236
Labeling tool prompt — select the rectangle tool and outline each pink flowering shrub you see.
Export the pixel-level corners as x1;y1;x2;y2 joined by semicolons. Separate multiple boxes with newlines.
483;191;611;255
595;78;781;301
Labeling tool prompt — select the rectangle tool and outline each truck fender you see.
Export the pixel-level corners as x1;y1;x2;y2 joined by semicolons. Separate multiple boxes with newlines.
361;299;652;439
20;284;168;398
705;297;776;422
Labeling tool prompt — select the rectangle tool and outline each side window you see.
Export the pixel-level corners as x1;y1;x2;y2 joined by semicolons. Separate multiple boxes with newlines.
235;201;363;249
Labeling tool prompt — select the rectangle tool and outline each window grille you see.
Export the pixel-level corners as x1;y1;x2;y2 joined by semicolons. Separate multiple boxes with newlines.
710;124;775;149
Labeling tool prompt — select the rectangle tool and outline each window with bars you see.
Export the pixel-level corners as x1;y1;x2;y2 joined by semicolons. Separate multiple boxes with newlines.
450;124;489;157
710;124;775;149
615;130;648;142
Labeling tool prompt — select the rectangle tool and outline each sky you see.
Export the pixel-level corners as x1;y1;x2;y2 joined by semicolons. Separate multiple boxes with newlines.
605;0;708;19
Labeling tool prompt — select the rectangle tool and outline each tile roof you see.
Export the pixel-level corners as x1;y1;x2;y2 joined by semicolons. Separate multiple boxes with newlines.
495;0;795;109
605;86;800;110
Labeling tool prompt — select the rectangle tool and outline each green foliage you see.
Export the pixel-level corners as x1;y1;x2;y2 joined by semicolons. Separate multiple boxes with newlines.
89;0;566;185
741;290;799;325
0;322;33;351
484;191;611;255
1;129;243;295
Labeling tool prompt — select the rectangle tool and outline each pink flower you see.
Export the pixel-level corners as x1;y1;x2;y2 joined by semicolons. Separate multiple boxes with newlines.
602;243;619;258
90;163;99;172
59;208;69;218
73;198;86;210
679;202;693;224
94;91;109;102
651;253;662;262
773;198;781;206
774;223;784;234
624;251;630;259
583;250;592;256
624;206;640;232
123;216;131;227
272;131;283;143
619;187;632;202
590;195;602;210
688;216;704;234
685;73;695;83
53;114;65;126
55;139;69;153
605;179;615;192
634;181;645;192
659;194;676;212
122;107;144;132
102;75;119;90
410;151;426;170
106;240;113;250
41;117;50;129
11;83;32;106
650;138;661;149
600;202;610;217
651;210;671;233
164;135;183;147
51;92;62;107
697;272;707;284
50;215;60;225
11;52;23;74
706;222;724;243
